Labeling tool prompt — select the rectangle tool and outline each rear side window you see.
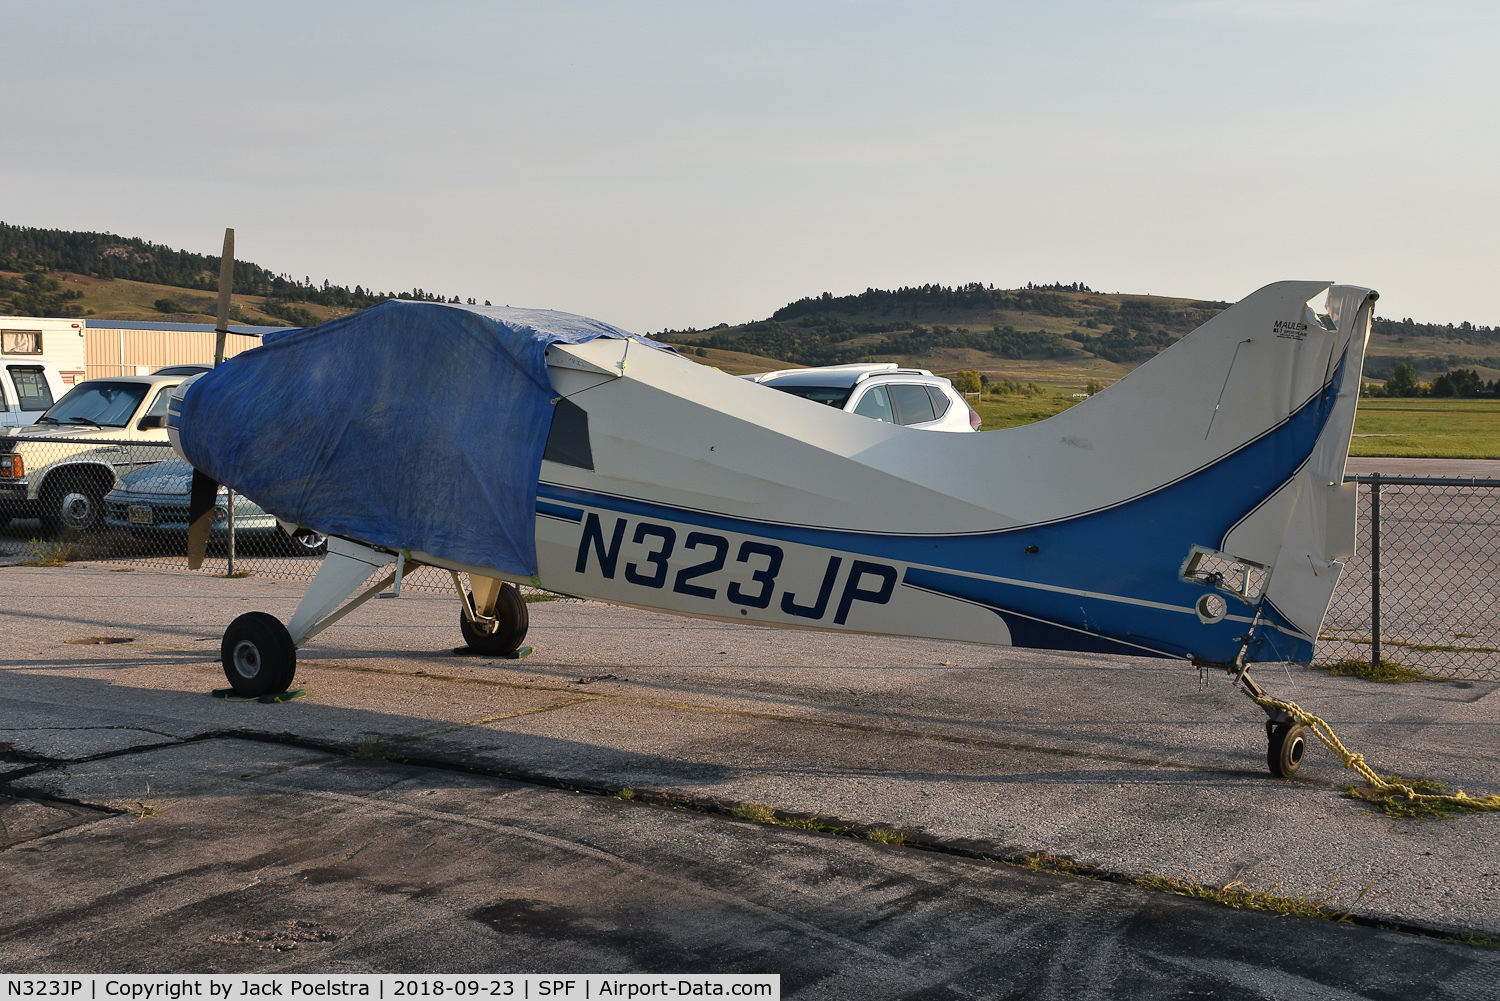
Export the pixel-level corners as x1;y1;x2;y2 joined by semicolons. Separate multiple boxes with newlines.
852;386;893;422
926;385;952;419
8;366;53;411
888;383;937;425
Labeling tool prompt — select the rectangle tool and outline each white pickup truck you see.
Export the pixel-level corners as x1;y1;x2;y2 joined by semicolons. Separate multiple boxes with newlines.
0;372;185;532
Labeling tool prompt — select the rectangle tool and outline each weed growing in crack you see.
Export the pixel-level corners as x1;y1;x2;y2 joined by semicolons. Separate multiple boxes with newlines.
352;738;393;761
18;539;77;567
1313;659;1441;684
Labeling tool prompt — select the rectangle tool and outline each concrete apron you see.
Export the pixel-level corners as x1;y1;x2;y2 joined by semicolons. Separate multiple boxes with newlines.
2;564;1497;943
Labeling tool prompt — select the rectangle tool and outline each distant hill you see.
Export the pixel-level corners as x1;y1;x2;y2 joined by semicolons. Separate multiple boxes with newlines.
5;223;1498;384
658;282;1500;384
0;222;485;325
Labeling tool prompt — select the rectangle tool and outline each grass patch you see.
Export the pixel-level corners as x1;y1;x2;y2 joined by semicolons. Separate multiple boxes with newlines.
523;591;562;603
1446;930;1500;951
728;801;907;843
1350;398;1500;459
616;787;635;801
1343;774;1473;819
222;570;253;579
972;393;1078;430
352;738;394;761
1130;874;1346;920
16;539;78;566
1313;659;1439;684
1010;853;1348;920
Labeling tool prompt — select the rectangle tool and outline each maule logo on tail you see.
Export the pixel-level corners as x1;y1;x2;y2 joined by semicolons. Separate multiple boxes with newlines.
1273;319;1308;340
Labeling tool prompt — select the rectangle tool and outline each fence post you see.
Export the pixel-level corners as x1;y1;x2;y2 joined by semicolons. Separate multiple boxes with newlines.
226;488;236;576
1370;472;1381;667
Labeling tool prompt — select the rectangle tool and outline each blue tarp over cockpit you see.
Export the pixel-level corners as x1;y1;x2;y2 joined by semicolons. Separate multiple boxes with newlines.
176;300;659;575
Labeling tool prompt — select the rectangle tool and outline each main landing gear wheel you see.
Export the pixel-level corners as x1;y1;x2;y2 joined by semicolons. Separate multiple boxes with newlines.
221;611;297;697
459;584;529;655
1266;722;1308;778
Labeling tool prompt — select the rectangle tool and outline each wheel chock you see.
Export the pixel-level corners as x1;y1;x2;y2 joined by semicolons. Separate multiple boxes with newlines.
451;645;535;659
211;688;307;704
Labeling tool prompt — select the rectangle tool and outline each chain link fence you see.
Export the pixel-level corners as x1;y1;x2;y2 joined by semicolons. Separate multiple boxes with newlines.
4;438;1497;679
0;437;458;593
1316;474;1500;681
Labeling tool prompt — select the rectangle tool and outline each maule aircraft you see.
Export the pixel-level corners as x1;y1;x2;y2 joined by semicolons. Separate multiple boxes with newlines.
167;275;1376;780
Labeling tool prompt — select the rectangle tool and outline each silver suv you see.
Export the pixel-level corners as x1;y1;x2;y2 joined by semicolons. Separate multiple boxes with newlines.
744;364;980;432
0;373;184;532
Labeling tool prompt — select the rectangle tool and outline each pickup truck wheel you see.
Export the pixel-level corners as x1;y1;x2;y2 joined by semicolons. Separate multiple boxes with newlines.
41;474;106;535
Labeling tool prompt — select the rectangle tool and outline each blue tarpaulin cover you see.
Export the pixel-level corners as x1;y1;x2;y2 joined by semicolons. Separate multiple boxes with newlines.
176;300;656;575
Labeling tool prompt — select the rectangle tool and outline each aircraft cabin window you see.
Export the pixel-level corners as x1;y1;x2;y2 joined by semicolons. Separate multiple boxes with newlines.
852;386;893;422
925;385;951;419
8;366;53;411
888;383;936;425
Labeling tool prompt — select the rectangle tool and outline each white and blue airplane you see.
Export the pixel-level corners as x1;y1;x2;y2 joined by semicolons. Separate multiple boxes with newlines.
167;280;1376;778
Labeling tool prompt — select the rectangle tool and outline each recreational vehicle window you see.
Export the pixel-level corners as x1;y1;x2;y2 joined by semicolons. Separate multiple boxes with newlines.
7;366;54;411
1;330;42;355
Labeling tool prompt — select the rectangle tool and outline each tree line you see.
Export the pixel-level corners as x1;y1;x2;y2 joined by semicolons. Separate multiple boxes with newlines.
0;222;484;316
1367;363;1497;398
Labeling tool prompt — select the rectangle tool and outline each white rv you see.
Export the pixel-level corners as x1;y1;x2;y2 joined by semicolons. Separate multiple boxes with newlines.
0;317;82;428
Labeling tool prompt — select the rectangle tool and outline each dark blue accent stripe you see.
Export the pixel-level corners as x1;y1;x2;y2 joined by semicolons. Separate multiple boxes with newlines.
536;500;584;522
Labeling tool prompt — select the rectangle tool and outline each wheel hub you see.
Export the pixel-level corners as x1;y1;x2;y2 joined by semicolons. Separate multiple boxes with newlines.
60;491;94;528
232;639;262;679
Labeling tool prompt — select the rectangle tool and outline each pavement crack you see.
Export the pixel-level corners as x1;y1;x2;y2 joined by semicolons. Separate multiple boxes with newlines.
301;660;1295;781
403;696;602;740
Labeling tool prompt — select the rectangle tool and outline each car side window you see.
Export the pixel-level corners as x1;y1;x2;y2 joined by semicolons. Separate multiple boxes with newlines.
852;386;893;422
8;366;53;411
145;386;176;418
926;385;951;419
888;383;936;425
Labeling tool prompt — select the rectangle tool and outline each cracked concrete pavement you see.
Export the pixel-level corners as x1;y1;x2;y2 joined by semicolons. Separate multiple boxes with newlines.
2;564;1499;993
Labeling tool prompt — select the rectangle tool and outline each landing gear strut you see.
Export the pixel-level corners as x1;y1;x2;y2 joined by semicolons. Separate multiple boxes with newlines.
1208;653;1310;780
455;574;529;655
217;537;533;697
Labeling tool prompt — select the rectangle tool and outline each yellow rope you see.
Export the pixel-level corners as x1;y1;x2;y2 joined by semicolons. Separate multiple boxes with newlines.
1255;695;1500;812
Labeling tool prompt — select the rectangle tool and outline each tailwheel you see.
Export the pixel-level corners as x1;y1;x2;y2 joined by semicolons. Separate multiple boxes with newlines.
1267;722;1308;778
459;583;529;655
221;611;298;697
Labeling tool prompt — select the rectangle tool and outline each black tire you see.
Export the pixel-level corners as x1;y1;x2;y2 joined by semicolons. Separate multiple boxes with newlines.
459;584;529;655
221;611;297;697
41;472;106;535
282;526;328;556
1267;723;1308;778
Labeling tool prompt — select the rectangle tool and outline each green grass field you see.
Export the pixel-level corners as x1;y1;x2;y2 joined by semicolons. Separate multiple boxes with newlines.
969;392;1500;458
1347;399;1500;459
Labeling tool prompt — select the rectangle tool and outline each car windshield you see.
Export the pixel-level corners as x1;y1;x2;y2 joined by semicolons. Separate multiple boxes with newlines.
768;385;854;408
40;381;149;428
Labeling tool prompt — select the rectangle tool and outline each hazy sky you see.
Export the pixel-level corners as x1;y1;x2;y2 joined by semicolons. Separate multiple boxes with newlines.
5;1;1497;331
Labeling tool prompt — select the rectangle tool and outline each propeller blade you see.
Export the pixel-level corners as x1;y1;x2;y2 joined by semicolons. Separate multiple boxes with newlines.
213;227;234;367
187;468;220;570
